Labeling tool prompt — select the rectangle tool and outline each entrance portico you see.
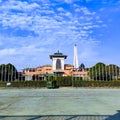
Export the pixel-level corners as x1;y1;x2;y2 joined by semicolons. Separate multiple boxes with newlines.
50;51;67;76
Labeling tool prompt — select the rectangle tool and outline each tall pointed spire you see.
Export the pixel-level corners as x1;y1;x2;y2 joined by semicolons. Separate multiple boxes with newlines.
73;44;79;69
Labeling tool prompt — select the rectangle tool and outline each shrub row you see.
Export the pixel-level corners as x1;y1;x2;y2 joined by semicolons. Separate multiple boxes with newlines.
0;77;120;88
0;80;46;88
56;76;72;86
72;80;120;87
48;76;120;87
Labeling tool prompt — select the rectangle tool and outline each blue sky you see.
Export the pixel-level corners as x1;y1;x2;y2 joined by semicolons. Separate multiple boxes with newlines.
0;0;120;71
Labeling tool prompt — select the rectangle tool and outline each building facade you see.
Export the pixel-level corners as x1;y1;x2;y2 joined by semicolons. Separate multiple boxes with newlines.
23;51;88;80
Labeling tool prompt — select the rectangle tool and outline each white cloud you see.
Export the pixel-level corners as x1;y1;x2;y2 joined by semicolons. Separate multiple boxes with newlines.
74;5;96;16
80;7;95;15
64;0;72;3
57;7;65;12
83;25;100;30
1;1;40;12
0;48;16;56
79;40;100;60
0;0;105;68
86;0;92;2
0;42;47;57
0;1;100;34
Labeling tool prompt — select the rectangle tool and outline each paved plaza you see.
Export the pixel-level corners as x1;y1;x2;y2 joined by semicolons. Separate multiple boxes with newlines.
0;88;120;120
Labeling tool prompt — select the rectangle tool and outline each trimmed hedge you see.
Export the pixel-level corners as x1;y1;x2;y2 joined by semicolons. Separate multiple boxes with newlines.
72;80;120;87
0;77;120;88
56;76;72;86
48;76;120;87
0;80;46;88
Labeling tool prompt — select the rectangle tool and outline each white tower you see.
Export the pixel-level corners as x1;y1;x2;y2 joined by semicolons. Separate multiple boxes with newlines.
50;51;67;70
73;44;79;69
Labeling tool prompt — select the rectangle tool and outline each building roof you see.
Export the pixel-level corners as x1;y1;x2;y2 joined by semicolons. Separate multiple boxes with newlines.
23;68;35;71
50;50;67;59
64;64;73;67
36;64;52;68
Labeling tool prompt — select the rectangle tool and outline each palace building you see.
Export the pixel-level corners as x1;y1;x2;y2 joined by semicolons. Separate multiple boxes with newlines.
23;46;88;80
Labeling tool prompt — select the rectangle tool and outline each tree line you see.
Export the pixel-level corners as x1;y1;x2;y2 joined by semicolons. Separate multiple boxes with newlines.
88;62;120;80
0;62;119;81
0;63;18;81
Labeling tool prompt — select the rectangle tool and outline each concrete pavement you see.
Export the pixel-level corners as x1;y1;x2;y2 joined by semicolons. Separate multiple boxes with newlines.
0;88;120;119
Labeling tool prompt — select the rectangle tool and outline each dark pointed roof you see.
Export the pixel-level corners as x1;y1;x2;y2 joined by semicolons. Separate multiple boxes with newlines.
50;50;67;59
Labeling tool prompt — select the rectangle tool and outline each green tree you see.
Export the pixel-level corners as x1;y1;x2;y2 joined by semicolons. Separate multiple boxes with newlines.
88;62;106;80
79;63;85;71
0;63;18;81
89;62;120;80
106;64;119;80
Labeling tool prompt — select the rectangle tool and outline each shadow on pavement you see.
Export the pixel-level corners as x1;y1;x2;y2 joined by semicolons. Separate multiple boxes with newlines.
0;114;112;120
0;111;120;120
105;110;120;120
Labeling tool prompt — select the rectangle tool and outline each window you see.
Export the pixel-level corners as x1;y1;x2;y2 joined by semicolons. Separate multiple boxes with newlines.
46;69;51;71
56;59;61;70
